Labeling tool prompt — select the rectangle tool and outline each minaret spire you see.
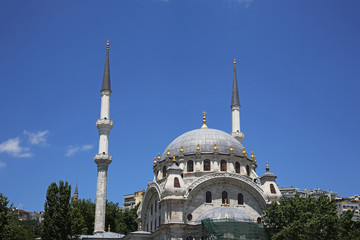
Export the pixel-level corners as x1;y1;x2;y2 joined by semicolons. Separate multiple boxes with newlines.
231;59;244;142
74;184;79;200
94;41;113;234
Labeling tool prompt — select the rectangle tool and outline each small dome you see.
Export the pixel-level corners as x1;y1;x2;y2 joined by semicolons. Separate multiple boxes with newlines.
161;128;245;159
196;207;252;223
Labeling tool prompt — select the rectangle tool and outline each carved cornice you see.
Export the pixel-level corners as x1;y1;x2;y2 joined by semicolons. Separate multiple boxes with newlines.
184;172;267;201
96;119;113;134
231;105;240;111
94;154;112;169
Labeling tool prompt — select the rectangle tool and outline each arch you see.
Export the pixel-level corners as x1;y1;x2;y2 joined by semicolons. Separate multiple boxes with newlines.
222;191;228;204
220;160;227;171
235;162;240;174
204;159;211;171
238;193;244;205
206;191;212;203
162;166;166;178
270;184;276;194
246;165;250;176
187;160;194;172
174;177;180;188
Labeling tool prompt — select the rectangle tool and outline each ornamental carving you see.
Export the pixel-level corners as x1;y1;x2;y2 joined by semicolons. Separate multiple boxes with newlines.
184;172;267;201
96;119;113;133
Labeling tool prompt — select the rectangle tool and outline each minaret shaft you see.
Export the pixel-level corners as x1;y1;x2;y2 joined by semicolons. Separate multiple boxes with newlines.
231;59;244;142
94;41;112;234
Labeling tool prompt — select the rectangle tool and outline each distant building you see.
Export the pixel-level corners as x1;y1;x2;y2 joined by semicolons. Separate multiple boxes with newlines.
12;208;43;222
280;187;337;199
123;190;145;209
335;195;360;221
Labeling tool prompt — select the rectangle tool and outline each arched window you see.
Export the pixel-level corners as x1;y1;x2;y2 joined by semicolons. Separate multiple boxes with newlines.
206;191;212;203
159;216;161;225
235;162;240;173
162;166;167;178
270;184;276;194
221;160;227;171
155;219;157;229
150;222;152;232
174;177;180;188
151;205;153;215
238;193;244;205
222;191;228;204
246;165;250;176
204;159;210;171
155;201;157;212
187;160;194;172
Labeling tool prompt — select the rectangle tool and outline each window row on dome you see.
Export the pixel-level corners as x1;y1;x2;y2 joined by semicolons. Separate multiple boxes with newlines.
205;191;244;205
186;160;250;176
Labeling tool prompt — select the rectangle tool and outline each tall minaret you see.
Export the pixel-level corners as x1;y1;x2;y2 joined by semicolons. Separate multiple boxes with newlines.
94;40;113;234
231;59;244;142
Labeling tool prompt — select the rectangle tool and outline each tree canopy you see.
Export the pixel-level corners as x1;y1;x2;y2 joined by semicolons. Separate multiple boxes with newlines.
263;196;360;240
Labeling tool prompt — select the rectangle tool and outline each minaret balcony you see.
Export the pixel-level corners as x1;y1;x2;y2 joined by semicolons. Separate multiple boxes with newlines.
96;119;113;133
94;153;112;166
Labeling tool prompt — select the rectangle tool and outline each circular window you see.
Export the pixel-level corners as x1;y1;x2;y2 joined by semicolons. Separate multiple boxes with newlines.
257;217;262;223
187;214;192;221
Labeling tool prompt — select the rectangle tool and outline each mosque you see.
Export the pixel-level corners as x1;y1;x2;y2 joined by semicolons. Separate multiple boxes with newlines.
83;42;282;240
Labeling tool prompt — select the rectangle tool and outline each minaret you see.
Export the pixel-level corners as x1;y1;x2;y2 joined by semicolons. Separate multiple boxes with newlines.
231;59;244;142
94;40;113;234
74;184;79;200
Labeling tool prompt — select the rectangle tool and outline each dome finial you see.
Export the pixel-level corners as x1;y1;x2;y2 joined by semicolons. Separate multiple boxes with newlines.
201;111;208;129
108;224;110;232
224;198;228;207
265;161;270;171
251;152;254;160
233;58;236;70
153;157;157;165
106;40;109;51
214;143;218;152
157;153;161;161
180;145;184;153
242;147;246;155
167;149;171;157
196;144;200;152
172;154;176;162
139;222;142;231
148;179;150;186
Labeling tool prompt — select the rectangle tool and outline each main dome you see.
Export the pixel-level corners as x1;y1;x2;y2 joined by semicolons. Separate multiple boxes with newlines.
161;128;245;160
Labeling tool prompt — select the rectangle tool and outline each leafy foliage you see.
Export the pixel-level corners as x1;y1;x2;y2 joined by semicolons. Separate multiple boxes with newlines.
42;181;72;240
263;196;360;240
0;193;12;239
71;198;95;235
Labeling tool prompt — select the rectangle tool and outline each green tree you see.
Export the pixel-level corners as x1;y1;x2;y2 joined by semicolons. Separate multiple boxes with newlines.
70;198;88;235
0;193;12;239
263;196;360;240
42;181;72;240
71;198;95;235
116;204;139;234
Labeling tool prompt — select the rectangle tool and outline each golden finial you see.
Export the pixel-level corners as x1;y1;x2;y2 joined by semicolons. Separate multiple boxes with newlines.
167;149;171;156
196;144;200;152
251;152;254;160
254;156;257;164
106;40;109;51
157;153;161;161
139;222;142;231
172;154;176;162
242;147;246;155
201;111;208;129
153;157;157;165
108;224;110;232
266;161;270;171
148;179;150;186
224;198;228;207
233;58;236;70
214;143;218;152
180;145;184;153
230;144;233;153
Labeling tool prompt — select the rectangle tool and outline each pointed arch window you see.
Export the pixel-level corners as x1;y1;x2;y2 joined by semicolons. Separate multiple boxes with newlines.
187;160;194;172
235;162;240;174
155;201;157;212
221;160;227;171
222;191;228;204
206;191;212;203
270;184;276;194
204;159;211;171
162;166;166;178
174;177;180;188
238;193;244;205
246;165;250;176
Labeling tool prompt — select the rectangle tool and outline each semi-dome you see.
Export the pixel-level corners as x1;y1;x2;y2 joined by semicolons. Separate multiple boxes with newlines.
161;128;245;160
196;207;252;223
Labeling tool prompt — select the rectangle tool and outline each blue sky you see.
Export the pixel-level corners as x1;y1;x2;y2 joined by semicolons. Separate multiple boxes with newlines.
0;0;359;212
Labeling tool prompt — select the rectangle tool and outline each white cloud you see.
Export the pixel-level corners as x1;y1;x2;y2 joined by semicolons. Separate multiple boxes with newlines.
66;144;94;157
0;161;6;168
23;130;49;145
0;138;32;158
